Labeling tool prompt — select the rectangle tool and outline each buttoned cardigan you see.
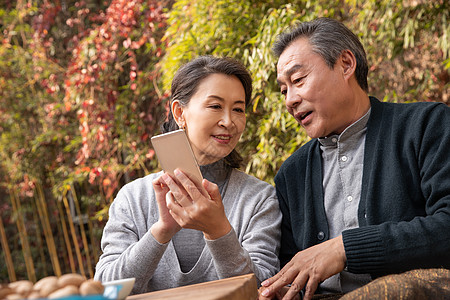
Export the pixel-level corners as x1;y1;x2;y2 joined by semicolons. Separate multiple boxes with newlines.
275;97;450;277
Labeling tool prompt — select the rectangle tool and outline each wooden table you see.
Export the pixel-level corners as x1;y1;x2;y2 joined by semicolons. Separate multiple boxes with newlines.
127;274;257;300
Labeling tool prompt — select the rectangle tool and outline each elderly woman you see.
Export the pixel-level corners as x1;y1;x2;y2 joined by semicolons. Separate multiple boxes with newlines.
94;56;281;294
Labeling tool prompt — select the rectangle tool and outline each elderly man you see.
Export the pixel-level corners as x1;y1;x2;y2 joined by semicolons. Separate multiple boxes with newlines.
260;17;450;300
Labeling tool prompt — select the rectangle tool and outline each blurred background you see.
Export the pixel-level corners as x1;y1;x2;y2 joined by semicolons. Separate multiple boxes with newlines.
0;0;448;282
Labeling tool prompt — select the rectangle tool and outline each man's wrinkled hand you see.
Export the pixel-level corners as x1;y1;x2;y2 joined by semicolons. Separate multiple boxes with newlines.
260;236;346;300
258;285;299;300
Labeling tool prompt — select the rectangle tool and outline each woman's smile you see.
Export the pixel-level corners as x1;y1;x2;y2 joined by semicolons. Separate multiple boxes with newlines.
212;134;232;143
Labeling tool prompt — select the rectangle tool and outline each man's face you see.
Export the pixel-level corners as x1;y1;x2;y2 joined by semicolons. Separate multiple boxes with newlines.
276;37;355;138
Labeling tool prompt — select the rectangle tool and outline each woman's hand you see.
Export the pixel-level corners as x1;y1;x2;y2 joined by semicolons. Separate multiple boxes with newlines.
161;169;232;240
150;175;181;244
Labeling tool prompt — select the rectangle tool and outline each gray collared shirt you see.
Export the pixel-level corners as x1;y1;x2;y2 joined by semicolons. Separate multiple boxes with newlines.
318;108;372;293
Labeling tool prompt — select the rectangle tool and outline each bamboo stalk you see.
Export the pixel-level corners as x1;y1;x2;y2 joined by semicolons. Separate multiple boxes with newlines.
10;189;36;282
31;199;47;277
0;215;16;282
83;174;100;265
53;202;70;274
33;187;53;275
35;183;62;276
56;198;76;273
87;214;99;265
62;192;85;276
70;185;93;278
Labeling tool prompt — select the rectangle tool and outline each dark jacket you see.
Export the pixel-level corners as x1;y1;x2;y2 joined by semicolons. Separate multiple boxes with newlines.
275;97;450;278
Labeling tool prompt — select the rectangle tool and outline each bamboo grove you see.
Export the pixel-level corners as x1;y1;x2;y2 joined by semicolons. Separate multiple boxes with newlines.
0;0;449;282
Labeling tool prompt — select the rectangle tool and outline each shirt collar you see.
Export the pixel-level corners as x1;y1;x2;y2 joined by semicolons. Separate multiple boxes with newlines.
319;108;371;147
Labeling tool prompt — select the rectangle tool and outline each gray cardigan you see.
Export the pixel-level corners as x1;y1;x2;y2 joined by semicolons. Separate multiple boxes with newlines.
94;168;281;294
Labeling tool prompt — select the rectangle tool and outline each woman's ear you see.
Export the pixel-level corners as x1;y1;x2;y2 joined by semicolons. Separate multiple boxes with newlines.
340;49;356;80
171;100;185;128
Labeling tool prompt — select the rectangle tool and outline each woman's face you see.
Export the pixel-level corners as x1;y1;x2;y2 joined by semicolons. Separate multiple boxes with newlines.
173;73;246;166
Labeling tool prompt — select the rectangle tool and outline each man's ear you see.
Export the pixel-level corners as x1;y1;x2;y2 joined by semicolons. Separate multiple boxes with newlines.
340;49;356;80
171;100;185;128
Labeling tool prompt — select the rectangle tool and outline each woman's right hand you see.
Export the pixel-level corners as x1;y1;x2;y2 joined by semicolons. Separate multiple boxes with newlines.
150;175;181;244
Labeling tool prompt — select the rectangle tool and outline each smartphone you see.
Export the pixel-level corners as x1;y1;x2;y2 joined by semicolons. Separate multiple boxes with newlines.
151;129;203;185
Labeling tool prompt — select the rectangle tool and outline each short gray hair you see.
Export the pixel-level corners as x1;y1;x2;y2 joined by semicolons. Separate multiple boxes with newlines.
272;18;368;92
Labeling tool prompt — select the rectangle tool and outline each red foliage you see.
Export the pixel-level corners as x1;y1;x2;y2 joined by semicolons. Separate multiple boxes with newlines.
1;0;168;202
61;0;168;199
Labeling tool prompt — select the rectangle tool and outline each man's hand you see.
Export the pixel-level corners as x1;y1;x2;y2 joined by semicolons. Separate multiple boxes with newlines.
258;286;299;300
260;236;346;300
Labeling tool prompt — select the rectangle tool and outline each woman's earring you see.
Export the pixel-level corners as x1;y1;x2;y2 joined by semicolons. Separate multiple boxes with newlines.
179;119;186;130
